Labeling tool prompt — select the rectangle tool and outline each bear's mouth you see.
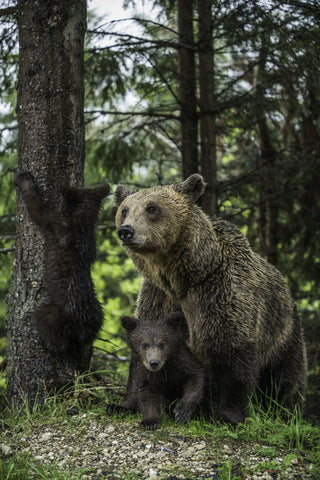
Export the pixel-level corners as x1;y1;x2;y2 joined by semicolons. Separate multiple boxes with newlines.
121;240;142;249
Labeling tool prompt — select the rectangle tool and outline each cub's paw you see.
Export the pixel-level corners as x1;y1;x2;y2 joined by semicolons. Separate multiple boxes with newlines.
140;417;161;430
173;403;194;424
14;171;35;190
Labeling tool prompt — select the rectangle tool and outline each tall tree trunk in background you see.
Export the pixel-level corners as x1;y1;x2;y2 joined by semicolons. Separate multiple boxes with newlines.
254;38;278;265
177;0;198;179
198;0;218;216
5;0;87;409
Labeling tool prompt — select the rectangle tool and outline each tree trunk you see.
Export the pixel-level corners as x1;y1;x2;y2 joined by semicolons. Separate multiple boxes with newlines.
198;0;218;216
177;0;198;179
5;0;87;409
254;38;278;265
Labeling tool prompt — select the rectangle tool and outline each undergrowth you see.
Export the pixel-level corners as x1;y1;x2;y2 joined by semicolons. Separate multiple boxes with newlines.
0;371;319;480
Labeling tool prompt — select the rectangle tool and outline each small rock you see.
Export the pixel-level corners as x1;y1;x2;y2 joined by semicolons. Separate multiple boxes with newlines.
148;468;158;479
0;444;12;456
39;432;52;442
222;444;233;455
194;441;206;450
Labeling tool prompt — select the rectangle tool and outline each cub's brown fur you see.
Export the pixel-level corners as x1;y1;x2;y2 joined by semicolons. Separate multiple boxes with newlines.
114;174;307;424
15;171;109;363
120;312;205;429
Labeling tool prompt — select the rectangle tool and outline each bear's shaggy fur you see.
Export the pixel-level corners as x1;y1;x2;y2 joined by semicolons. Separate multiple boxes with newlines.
114;174;307;424
120;312;205;429
15;171;109;360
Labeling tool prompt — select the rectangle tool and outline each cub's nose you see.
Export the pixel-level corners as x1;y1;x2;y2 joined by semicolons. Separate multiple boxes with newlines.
149;360;160;370
118;225;135;242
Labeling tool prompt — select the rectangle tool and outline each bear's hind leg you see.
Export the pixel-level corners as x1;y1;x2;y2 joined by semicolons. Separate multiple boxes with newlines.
214;374;252;425
212;346;259;425
260;355;307;416
33;303;73;353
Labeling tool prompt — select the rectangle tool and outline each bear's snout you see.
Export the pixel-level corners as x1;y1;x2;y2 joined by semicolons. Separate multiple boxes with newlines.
118;225;135;242
149;359;160;370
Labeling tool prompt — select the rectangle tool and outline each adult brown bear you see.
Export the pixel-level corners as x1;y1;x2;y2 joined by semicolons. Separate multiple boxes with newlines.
114;174;307;424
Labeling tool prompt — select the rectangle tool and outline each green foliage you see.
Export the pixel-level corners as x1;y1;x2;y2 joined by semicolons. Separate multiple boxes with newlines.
0;455;88;480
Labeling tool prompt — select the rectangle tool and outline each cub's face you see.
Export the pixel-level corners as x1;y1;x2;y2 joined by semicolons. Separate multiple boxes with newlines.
121;313;186;372
136;332;169;372
115;187;189;253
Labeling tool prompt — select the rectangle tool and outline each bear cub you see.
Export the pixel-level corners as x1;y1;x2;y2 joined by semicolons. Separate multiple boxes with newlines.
120;312;205;429
15;171;110;361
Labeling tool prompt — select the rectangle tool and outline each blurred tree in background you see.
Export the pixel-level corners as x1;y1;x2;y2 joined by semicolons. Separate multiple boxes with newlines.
0;0;319;417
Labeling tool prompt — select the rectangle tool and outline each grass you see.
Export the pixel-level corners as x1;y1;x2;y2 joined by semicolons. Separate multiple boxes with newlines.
0;374;319;480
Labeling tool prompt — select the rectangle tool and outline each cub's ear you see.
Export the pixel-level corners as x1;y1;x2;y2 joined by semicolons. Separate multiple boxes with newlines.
121;316;138;332
114;185;132;207
175;174;206;203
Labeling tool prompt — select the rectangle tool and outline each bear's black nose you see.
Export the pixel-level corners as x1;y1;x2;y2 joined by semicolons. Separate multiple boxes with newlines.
118;225;135;242
149;360;159;369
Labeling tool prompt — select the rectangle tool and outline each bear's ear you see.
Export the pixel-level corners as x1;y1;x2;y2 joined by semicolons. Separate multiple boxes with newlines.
121;316;138;332
114;185;132;207
165;312;186;329
175;174;206;203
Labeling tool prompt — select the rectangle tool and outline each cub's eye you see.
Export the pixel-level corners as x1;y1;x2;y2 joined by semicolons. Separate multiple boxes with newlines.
158;342;165;350
146;205;157;215
121;208;128;219
142;343;148;350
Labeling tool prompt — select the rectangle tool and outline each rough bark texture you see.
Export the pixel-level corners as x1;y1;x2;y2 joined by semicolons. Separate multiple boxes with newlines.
5;0;87;409
198;0;218;216
177;0;198;179
254;39;278;265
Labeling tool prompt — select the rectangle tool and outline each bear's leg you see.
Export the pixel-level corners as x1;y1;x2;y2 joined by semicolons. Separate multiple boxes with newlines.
212;346;259;425
260;343;307;414
33;303;73;353
136;387;162;430
15;171;55;231
214;372;252;425
173;375;205;423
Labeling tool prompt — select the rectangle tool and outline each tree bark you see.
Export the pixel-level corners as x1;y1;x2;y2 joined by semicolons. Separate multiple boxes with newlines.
5;0;87;409
254;38;278;265
177;0;198;179
198;0;218;216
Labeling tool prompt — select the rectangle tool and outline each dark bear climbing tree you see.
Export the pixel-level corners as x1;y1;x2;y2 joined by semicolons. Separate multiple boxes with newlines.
5;0;87;409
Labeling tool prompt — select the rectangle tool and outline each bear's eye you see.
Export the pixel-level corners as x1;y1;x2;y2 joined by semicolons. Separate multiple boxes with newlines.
142;343;149;350
121;208;128;219
158;342;165;350
145;205;157;215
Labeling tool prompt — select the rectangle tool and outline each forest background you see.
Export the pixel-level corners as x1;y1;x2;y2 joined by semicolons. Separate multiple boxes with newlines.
0;0;319;421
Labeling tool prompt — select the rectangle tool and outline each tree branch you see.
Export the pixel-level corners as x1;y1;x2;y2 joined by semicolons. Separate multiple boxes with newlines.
0;6;16;17
0;247;15;255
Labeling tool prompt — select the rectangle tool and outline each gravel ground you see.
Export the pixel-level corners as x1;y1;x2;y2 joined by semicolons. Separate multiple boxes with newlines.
1;411;317;480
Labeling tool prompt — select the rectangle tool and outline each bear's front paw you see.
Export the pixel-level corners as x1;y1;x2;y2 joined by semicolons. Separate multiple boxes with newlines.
173;403;194;423
140;417;161;430
106;404;130;416
14;171;36;190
